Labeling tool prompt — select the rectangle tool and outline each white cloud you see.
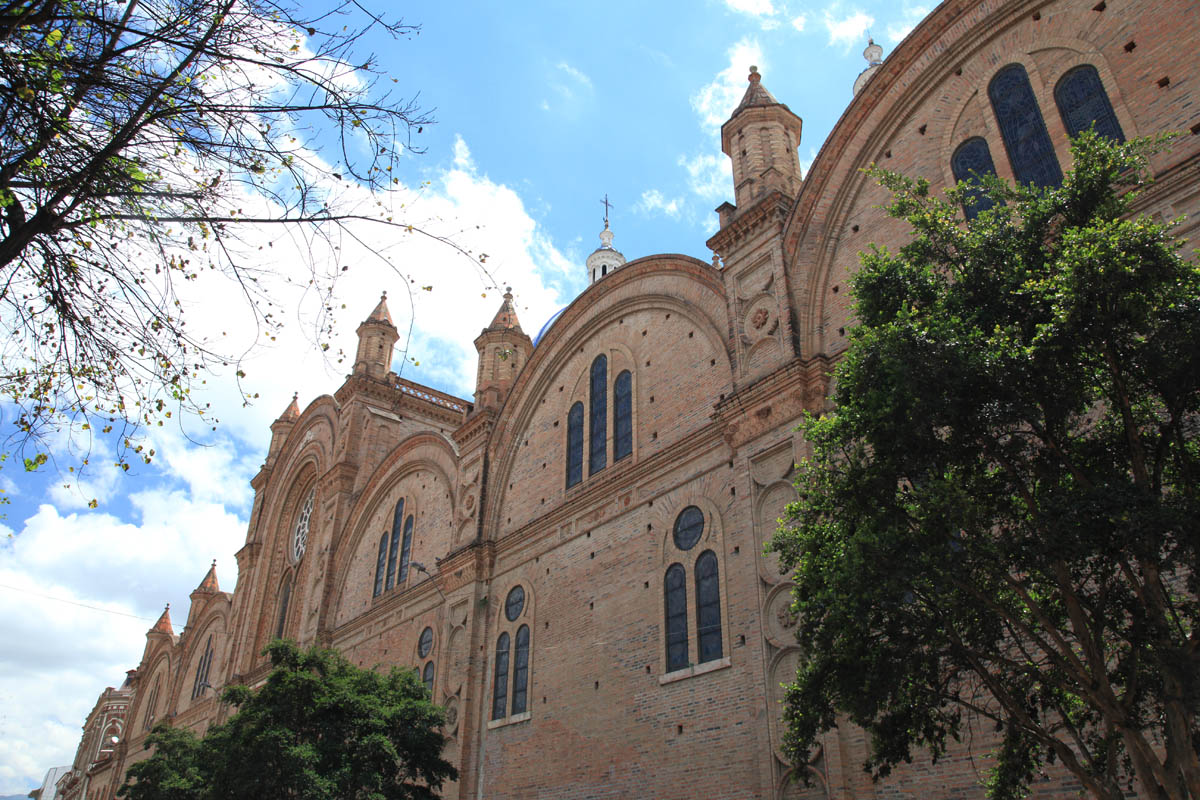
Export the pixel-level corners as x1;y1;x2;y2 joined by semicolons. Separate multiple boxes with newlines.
543;61;594;112
690;38;765;131
724;0;774;15
791;13;807;31
823;7;874;50
885;5;932;43
556;61;593;89
635;189;684;219
678;153;732;203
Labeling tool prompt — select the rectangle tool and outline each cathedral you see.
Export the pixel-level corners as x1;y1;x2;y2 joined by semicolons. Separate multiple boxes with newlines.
56;0;1200;797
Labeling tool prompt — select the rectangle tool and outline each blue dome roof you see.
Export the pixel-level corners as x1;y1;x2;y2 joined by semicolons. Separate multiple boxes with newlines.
533;306;568;346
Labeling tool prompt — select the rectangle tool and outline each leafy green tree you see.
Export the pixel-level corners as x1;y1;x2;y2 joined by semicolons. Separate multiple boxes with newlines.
120;641;457;800
0;0;453;471
771;133;1200;800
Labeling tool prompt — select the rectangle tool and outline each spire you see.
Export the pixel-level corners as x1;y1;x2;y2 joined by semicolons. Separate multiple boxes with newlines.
149;604;173;636
366;291;393;325
486;287;524;333
853;38;885;96
733;65;781;113
585;203;626;285
278;392;299;422
194;560;219;593
719;66;804;211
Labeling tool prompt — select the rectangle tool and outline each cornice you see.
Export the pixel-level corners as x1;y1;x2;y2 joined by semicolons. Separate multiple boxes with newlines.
706;190;793;255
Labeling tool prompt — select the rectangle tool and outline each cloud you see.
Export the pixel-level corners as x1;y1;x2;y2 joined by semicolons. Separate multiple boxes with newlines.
556;61;593;90
690;38;765;131
543;61;594;112
823;6;874;50
791;13;807;31
635;190;683;219
724;0;774;14
885;4;932;43
678;153;732;203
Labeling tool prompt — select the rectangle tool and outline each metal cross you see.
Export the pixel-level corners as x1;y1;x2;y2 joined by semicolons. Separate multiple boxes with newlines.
601;194;612;227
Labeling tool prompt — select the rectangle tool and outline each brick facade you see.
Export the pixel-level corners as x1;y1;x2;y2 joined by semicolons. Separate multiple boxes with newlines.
80;0;1200;796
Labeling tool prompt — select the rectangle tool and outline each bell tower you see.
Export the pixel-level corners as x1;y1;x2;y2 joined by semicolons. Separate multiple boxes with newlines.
720;65;804;212
473;288;533;411
353;292;399;380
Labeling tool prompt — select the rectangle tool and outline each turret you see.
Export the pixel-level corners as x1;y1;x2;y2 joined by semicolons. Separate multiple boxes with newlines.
266;393;299;466
853;39;885;96
720;66;804;213
585;220;626;284
473;288;533;411
353;292;399;380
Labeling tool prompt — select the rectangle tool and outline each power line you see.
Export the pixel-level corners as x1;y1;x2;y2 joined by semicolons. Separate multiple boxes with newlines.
0;583;159;622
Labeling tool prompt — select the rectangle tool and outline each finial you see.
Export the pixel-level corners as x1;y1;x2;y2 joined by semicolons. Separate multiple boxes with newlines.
748;65;760;83
601;193;612;229
504;286;513;298
863;38;883;66
211;559;217;568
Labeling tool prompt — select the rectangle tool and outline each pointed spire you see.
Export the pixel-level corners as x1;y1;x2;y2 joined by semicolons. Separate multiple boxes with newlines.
366;291;394;326
734;66;781;113
278;392;299;422
149;604;173;635
194;560;219;593
487;287;524;333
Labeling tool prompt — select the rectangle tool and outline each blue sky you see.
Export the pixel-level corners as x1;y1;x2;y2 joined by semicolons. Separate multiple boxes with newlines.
0;0;931;790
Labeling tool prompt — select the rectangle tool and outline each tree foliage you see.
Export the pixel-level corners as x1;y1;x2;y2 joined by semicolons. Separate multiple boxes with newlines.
771;133;1200;800
0;0;443;469
120;640;457;800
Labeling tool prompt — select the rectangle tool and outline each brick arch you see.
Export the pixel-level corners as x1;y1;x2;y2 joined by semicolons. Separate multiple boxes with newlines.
174;611;228;710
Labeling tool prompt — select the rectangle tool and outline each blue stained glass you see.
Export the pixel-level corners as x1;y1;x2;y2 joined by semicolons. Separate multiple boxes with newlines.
1055;65;1124;142
386;499;404;590
512;625;530;714
422;661;435;694
492;632;510;720
398;515;414;584
951;137;1000;221
373;533;387;597
613;370;632;462
589;355;607;475
665;563;688;671
673;506;704;551
566;402;584;488
275;576;291;640
989;64;1062;188
695;551;722;663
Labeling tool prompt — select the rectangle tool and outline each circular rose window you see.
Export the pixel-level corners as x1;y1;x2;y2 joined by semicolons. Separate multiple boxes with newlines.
291;489;314;563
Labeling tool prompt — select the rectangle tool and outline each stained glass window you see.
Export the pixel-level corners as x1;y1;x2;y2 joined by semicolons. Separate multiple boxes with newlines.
673;506;704;551
613;370;632;462
512;624;530;714
275;575;291;640
566;402;584;488
398;515;414;584
505;585;525;622
492;632;510;720
191;635;214;699
589;355;607;475
665;563;688;671
989;63;1062;188
386;499;404;591
695;551;723;664
373;533;387;597
951;137;1000;221
422;661;435;694
418;626;433;658
1055;65;1124;142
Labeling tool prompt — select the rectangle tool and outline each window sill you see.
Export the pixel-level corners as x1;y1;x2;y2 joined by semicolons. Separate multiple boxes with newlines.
487;711;531;730
658;656;731;685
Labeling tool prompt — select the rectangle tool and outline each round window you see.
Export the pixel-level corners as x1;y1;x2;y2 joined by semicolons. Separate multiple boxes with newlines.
291;489;314;563
418;626;433;658
504;585;525;622
673;506;704;550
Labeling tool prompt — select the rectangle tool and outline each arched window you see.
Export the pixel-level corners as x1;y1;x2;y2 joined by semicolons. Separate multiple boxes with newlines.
566;402;584;488
491;632;510;721
418;626;434;659
372;532;387;597
422;661;435;695
664;563;688;672
1055;65;1124;142
143;675;161;731
695;551;723;664
386;499;405;591
951;137;1000;221
589;355;607;475
988;63;1062;188
398;515;414;584
613;370;632;462
512;624;530;714
191;635;214;699
275;575;292;640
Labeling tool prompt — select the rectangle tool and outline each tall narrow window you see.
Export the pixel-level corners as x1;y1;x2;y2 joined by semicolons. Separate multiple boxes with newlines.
1055;65;1124;142
566;402;584;488
386;499;405;590
492;632;510;720
373;532;387;597
143;676;161;731
275;575;292;640
951;137;1000;221
589;355;607;475
989;63;1062;188
191;635;214;699
664;564;688;672
512;624;530;714
398;515;414;584
695;551;723;664
422;661;435;695
613;370;632;462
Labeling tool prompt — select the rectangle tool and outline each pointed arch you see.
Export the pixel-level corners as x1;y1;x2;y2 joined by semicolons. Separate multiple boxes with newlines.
988;63;1062;188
